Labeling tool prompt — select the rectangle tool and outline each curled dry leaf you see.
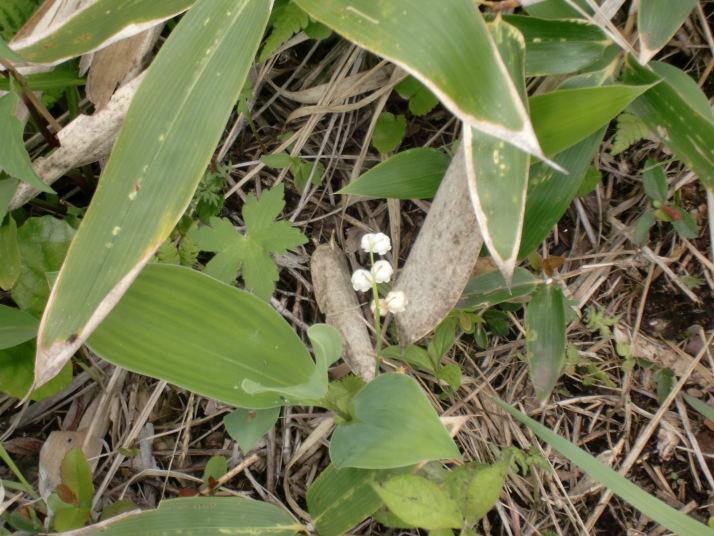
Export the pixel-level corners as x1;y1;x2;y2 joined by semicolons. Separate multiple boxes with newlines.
311;242;375;381
393;142;483;348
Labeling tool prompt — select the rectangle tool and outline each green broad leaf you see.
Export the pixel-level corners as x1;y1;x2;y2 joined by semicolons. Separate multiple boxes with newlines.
87;264;323;409
191;185;307;301
682;393;714;422
638;0;698;64
223;406;281;453
374;475;462;530
0;93;53;194
0;175;19;221
458;268;536;309
76;497;302;535
575;166;602;197
466;18;529;283
329;373;461;469
526;283;566;401
0;215;21;290
292;159;324;193
0;71;86;93
492;397;714;536
381;345;437;374
0;305;38;349
60;448;94;505
622;55;714;191
436;364;461;391
203;456;227;489
671;208;698;239
499;15;610;76
610;112;650;156
372;113;406;154
260;153;295;169
307;464;414;536
13;0;195;65
518;127;606;259
444;460;508;524
523;0;583;19
632;211;656;245
337;148;449;199
11;216;75;318
642;159;668;204
53;506;91;532
0;36;23;61
294;0;546;160
99;500;140;522
428;316;458;368
35;0;271;389
0;339;72;401
394;76;439;116
530;84;651;157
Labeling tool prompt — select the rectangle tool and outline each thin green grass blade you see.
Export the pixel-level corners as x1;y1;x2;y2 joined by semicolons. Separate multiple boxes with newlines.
294;0;547;160
13;0;194;65
34;0;271;388
492;397;714;536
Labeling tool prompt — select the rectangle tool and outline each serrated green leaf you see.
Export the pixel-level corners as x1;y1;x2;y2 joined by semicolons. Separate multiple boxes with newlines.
373;475;462;530
610;112;649;156
0;93;53;194
526;283;566;401
155;239;180;265
259;0;309;62
223;407;280;453
338;148;449;199
372;113;406;154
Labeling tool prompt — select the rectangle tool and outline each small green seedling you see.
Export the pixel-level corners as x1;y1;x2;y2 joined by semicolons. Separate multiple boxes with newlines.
632;158;698;244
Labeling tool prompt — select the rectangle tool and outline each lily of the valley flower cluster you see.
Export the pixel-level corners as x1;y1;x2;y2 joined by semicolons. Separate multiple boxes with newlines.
351;232;407;316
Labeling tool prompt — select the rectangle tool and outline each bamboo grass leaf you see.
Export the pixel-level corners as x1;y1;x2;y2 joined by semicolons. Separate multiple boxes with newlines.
34;0;271;388
638;0;698;64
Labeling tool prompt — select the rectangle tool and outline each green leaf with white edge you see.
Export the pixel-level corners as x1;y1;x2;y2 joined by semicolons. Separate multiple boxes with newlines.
307;464;414;536
12;216;75;318
223;407;280;453
294;0;547;161
241;323;341;404
373;475;462;530
87;264;319;409
35;0;271;389
529;83;652;158
622;55;714;190
518;127;606;259
372;113;406;154
191;185;307;300
329;373;461;469
0;305;38;349
466;18;529;284
76;497;302;535
12;0;195;66
444;460;508;524
0;36;23;62
0;93;53;194
642;159;668;204
523;0;583;19
60;448;93;505
338;148;449;199
638;0;698;64
492;396;714;536
526;283;566;401
394;77;438;116
0;215;21;290
457;267;536;309
499;15;610;76
683;393;714;422
0;339;70;400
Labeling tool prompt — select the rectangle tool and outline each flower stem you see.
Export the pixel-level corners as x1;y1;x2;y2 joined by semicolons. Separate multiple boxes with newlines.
369;249;382;376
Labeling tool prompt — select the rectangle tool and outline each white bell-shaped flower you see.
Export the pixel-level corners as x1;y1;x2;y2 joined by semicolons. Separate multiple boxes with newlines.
371;260;393;284
360;232;391;255
351;269;373;292
384;290;407;313
370;298;389;317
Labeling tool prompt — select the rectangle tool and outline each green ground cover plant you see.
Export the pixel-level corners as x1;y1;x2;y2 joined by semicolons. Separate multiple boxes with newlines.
1;0;713;534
